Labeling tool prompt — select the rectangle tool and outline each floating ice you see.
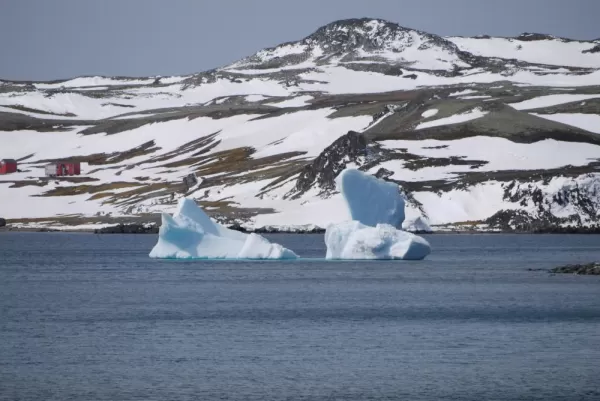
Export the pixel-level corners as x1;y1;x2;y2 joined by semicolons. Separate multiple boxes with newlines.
149;198;298;259
325;221;431;260
336;168;405;228
326;169;431;260
402;216;433;233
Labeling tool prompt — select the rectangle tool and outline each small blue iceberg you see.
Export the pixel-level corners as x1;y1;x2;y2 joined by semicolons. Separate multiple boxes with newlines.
149;198;298;260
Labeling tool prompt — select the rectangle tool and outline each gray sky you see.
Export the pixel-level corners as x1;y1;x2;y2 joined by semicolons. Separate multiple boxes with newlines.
1;0;597;81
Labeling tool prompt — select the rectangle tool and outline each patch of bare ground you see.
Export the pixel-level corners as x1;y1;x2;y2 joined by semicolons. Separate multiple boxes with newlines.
149;138;222;169
4;199;274;228
105;182;183;210
102;102;136;108
0;176;99;188
192;148;308;189
311;90;421;107
36;182;143;197
392;160;600;193
0;111;88;132
49;176;100;183
143;132;221;166
376;147;488;171
197;200;276;224
5;214;162;228
87;192;115;201
526;98;600;115
3;105;77;117
77;105;275;136
16;153;35;162
32;141;161;166
87;165;123;174
0;180;49;188
369;104;600;146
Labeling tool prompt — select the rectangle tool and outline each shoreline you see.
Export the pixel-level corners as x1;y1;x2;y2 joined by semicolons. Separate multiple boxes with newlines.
2;225;600;235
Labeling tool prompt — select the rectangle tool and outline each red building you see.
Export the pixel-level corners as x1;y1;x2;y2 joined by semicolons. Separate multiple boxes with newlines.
0;159;17;175
45;162;81;177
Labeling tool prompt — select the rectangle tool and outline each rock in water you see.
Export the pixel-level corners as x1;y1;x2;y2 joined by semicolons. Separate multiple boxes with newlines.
336;168;406;228
325;169;431;260
550;263;600;275
325;221;431;260
149;198;298;259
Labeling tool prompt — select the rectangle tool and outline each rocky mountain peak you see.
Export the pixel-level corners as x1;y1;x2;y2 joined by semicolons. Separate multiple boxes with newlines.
306;18;414;43
227;17;464;71
515;32;565;42
304;17;459;57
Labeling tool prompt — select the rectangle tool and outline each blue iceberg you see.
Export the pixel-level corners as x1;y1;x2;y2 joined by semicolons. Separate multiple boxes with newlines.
149;198;298;260
325;169;431;260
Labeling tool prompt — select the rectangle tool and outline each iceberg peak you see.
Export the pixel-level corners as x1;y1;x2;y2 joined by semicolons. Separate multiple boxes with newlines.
149;198;298;260
336;168;406;228
325;169;431;260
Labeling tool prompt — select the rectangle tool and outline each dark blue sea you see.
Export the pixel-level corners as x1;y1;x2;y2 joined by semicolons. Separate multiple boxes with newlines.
1;232;599;401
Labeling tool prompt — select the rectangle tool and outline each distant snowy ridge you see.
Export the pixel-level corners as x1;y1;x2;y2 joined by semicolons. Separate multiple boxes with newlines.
1;17;600;232
226;18;600;74
448;35;600;68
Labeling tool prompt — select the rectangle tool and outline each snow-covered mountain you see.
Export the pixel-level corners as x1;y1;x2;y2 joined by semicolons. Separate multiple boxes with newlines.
1;18;599;231
228;18;468;72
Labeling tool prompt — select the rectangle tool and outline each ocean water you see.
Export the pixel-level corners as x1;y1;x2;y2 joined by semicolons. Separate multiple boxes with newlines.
0;232;599;401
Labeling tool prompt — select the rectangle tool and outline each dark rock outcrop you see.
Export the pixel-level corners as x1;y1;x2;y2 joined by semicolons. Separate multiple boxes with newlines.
374;167;393;179
0;218;6;227
484;209;536;231
499;177;600;228
253;226;325;234
484;209;600;233
516;33;561;42
582;44;600;54
227;223;248;233
232;18;470;71
94;223;158;234
551;263;600;275
533;225;600;234
37;227;59;232
287;130;370;198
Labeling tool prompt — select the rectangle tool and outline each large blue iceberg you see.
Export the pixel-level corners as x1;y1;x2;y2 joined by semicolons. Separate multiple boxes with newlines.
325;169;431;260
337;168;406;228
149;198;298;259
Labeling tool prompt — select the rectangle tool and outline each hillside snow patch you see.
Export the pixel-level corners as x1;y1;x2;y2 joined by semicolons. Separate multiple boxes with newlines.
416;108;487;129
421;109;439;118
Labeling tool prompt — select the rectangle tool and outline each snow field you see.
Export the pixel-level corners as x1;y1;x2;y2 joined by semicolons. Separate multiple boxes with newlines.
416;108;487;129
449;36;600;68
530;113;600;134
508;94;600;110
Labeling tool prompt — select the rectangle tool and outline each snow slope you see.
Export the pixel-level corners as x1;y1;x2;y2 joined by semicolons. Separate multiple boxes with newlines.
1;17;600;232
531;113;600;134
508;94;600;110
448;36;600;68
228;18;469;72
416;108;487;129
